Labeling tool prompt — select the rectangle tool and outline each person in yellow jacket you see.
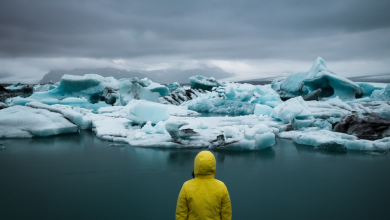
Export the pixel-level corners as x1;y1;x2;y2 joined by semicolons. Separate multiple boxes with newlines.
175;151;232;220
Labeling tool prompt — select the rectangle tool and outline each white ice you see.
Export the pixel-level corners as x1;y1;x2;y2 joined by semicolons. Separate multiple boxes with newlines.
0;105;78;138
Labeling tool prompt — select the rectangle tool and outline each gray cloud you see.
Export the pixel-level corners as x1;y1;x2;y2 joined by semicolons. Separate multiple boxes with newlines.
0;0;389;60
0;0;390;83
0;72;11;79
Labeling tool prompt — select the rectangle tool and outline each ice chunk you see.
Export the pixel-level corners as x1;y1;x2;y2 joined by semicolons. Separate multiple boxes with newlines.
167;82;181;92
139;78;152;87
165;121;189;139
370;85;390;101
254;133;276;150
146;81;169;97
198;121;209;129
253;124;270;134
378;104;390;118
0;106;78;138
225;85;236;100
356;82;384;97
25;102;88;128
89;114;130;140
279;130;390;152
119;79;160;105
254;104;273;116
303;58;361;100
141;121;155;134
126;100;170;125
135;132;147;140
272;97;312;124
224;126;239;138
276;57;362;100
189;75;223;91
279;72;307;99
29;74;119;104
271;79;281;91
244;126;258;140
154;121;167;134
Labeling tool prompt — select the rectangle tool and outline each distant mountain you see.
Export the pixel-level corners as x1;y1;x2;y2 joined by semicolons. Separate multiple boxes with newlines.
347;73;390;83
40;68;148;84
143;66;235;84
39;66;235;84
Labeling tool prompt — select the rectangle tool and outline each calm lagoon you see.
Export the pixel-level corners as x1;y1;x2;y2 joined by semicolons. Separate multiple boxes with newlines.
0;131;389;220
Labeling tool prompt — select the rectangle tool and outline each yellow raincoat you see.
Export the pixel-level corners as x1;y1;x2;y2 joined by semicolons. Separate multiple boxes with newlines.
175;151;232;220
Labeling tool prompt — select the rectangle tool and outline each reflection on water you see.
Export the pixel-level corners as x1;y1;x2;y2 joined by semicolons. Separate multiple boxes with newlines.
0;131;389;220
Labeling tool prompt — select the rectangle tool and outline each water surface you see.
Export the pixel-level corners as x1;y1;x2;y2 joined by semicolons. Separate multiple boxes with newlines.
0;131;389;220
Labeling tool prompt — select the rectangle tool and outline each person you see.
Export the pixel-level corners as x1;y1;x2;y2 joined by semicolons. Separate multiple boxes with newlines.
175;151;232;220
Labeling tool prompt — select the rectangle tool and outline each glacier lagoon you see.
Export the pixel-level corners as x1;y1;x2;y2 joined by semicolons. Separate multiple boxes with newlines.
1;57;390;219
0;131;390;220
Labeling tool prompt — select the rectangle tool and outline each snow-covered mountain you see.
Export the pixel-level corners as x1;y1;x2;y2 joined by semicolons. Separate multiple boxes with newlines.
40;66;235;84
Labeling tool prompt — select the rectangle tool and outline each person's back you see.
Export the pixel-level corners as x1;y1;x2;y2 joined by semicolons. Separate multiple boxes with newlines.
176;151;232;220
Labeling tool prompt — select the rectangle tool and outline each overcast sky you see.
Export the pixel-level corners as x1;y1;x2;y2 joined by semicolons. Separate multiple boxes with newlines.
1;0;390;83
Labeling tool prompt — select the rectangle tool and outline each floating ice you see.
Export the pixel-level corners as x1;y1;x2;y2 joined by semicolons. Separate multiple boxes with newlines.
198;121;209;129
370;85;390;101
225;85;236;100
141;121;156;134
253;124;270;134
275;57;362;101
278;129;390;152
154;121;167;134
272;96;312;124
254;104;273;116
119;78;160;105
224;126;239;138
189;75;223;91
126;100;170;125
0;105;78;138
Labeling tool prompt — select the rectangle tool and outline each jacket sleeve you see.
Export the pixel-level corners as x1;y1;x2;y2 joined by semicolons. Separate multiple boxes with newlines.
221;186;232;220
175;184;189;220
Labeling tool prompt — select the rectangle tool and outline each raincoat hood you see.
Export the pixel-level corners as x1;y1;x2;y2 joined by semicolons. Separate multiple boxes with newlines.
194;151;216;178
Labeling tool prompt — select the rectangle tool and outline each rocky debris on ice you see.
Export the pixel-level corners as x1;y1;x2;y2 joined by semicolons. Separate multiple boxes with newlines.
333;112;390;139
0;105;78;138
274;57;363;101
162;87;208;105
189;75;224;91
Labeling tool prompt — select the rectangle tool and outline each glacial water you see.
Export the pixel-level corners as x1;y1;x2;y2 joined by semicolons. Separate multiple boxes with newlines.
0;131;389;220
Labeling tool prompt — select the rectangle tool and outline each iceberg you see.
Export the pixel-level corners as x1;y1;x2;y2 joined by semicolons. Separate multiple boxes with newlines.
0;105;78;138
254;104;273;116
278;129;390;152
275;57;363;101
189;75;224;91
370;85;390;101
126;100;170;125
29;74;119;103
118;78;161;105
272;96;312;124
141;121;156;134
